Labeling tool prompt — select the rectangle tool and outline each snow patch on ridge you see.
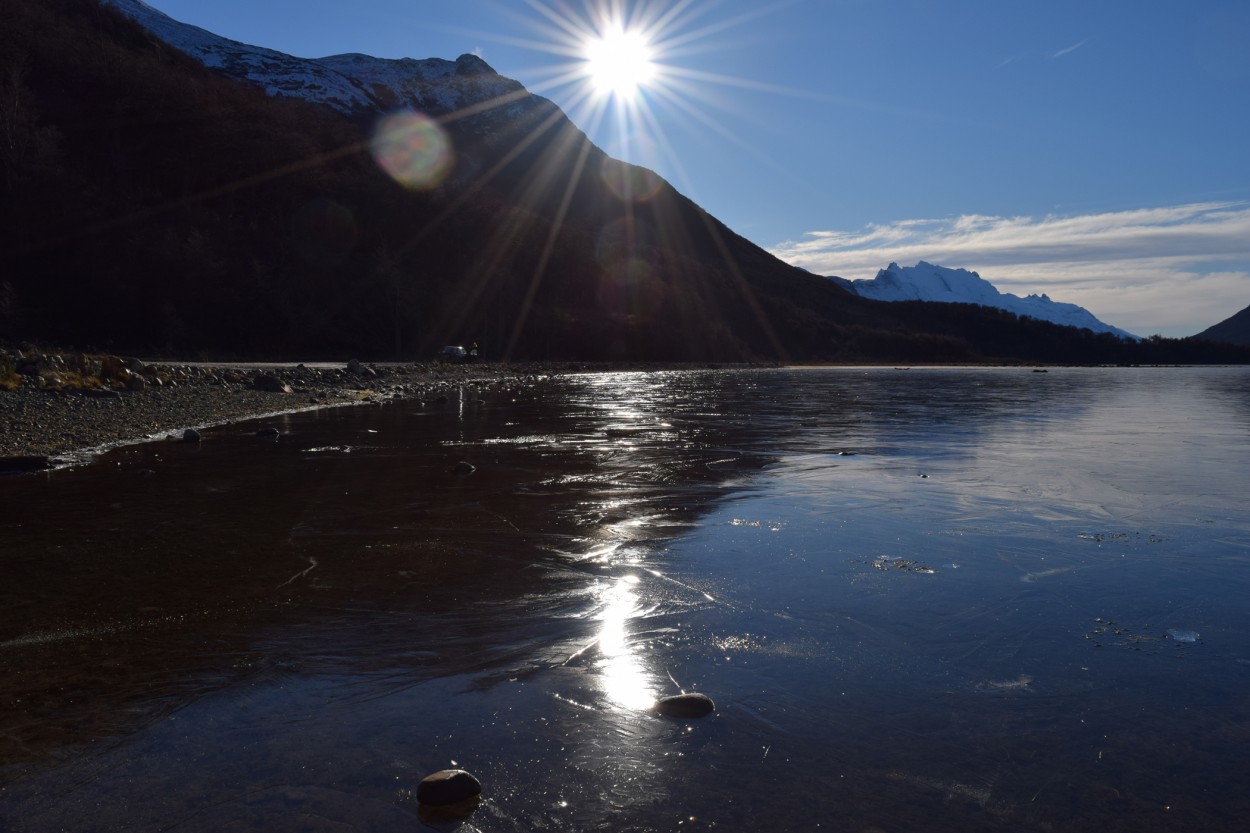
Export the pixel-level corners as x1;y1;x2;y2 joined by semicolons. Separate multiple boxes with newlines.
101;0;529;119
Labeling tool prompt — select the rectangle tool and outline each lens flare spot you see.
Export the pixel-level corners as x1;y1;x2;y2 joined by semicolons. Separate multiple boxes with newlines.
595;220;663;323
370;111;453;190
595;218;657;269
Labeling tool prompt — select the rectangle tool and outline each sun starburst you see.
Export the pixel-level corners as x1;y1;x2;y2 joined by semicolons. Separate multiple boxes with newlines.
381;0;809;358
585;24;656;98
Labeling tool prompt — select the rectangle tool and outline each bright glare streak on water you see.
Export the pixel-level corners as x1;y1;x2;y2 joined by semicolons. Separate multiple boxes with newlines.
593;575;658;710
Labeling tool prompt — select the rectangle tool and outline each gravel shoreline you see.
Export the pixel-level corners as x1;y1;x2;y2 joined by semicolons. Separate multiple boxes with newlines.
0;356;561;469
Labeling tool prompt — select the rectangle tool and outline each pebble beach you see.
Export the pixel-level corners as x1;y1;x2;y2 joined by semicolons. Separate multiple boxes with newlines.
0;351;556;466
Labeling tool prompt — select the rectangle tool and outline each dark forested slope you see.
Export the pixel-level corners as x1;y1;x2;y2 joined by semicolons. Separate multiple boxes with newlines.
1195;303;1250;346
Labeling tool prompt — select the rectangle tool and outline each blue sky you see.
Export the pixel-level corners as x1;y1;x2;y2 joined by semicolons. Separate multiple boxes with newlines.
145;0;1250;337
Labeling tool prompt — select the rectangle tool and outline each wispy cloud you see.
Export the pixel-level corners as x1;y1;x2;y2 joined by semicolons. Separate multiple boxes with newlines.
1051;39;1088;58
768;202;1250;337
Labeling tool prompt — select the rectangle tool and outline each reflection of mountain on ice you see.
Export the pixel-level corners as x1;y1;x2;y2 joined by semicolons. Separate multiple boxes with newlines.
836;261;1137;339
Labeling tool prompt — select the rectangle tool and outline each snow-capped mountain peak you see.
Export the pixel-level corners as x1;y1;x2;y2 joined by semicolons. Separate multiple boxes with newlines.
101;0;532;119
842;261;1137;339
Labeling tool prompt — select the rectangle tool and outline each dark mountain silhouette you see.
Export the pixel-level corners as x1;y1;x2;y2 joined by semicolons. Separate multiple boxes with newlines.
2;0;1247;365
1194;303;1250;346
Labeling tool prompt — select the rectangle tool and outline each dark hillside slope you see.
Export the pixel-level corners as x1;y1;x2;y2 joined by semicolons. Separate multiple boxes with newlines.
2;0;1246;364
0;0;858;359
1194;303;1250;346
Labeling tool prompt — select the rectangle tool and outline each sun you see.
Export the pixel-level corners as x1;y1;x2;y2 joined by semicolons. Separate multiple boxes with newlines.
584;24;656;98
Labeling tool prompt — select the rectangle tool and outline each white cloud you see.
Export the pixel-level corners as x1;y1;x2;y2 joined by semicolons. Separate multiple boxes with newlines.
1051;39;1088;58
768;202;1250;337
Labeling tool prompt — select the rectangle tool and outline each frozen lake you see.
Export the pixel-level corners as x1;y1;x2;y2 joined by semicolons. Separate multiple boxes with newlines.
3;366;1249;831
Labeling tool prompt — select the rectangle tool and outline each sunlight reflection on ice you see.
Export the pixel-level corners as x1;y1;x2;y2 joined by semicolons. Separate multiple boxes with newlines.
594;575;659;711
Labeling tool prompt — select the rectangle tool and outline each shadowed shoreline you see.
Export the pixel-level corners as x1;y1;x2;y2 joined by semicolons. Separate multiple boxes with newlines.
0;355;709;464
0;357;592;460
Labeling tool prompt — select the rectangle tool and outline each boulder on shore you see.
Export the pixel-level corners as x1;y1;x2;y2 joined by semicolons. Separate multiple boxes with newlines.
252;373;292;394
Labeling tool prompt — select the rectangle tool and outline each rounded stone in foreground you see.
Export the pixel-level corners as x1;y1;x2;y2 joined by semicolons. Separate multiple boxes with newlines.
416;769;482;806
182;428;201;443
655;692;715;718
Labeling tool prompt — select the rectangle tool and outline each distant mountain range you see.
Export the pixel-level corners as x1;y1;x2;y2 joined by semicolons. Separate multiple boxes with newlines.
833;261;1137;339
2;0;1245;365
